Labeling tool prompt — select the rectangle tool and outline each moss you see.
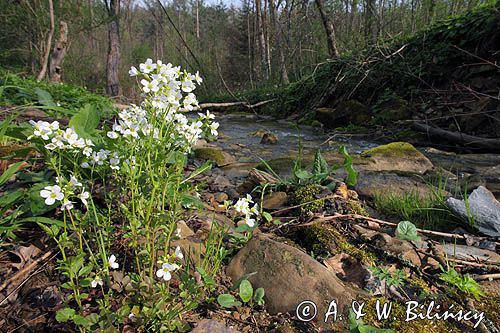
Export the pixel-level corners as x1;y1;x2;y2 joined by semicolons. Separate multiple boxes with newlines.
290;184;324;214
361;142;423;158
300;222;376;265
363;298;460;333
475;294;500;328
193;147;234;166
347;199;368;216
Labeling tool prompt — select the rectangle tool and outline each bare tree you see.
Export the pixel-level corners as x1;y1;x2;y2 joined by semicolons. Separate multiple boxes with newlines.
315;0;339;58
255;0;269;80
37;0;55;81
105;0;121;96
49;21;69;83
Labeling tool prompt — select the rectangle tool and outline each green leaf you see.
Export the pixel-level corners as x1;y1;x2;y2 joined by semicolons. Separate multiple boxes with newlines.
73;314;92;328
180;193;204;209
395;220;420;241
254;287;265;305
18;216;64;226
262;211;272;222
239;279;253;303
69;104;100;138
339;146;358;187
56;308;75;322
217;294;242;308
235;224;250;233
294;168;312;181
0;161;25;186
182;160;212;184
313;149;329;176
0;189;24;208
34;88;56;107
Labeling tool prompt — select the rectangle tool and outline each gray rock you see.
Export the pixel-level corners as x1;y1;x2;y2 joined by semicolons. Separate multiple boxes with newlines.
446;186;500;237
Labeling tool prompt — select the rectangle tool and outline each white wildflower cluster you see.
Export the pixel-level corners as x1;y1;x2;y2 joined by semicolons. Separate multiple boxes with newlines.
125;59;219;151
40;175;90;210
234;194;259;228
156;246;184;281
29;120;94;152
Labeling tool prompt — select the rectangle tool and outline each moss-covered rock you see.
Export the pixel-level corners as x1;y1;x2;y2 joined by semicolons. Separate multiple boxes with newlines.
290;184;324;214
359;142;433;174
193;147;236;166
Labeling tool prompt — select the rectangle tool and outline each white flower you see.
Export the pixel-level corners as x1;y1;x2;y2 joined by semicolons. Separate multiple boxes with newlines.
139;58;156;74
107;131;119;139
61;200;74;210
175;228;181;238
91;276;103;288
198;110;214;120
175;246;184;259
40;185;64;205
81;162;90;168
245;217;256;228
155;263;179;281
129;66;139;76
69;175;82;187
141;79;160;93
194;71;203;84
79;190;90;206
209;121;219;136
108;255;119;269
234;197;251;216
83;147;93;157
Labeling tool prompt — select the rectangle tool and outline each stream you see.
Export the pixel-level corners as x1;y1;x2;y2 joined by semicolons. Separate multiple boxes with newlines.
205;112;500;197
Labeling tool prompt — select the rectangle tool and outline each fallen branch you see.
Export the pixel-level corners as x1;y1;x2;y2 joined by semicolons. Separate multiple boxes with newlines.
474;273;500;281
317;213;500;246
0;250;54;295
413;122;500;151
184;99;276;112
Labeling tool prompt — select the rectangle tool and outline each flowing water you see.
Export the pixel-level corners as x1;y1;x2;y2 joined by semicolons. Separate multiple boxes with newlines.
202;112;500;195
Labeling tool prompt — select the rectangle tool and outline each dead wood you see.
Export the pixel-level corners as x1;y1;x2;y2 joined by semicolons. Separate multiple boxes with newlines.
413;122;500;151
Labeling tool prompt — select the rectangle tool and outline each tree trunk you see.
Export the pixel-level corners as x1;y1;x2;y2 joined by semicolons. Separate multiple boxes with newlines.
364;0;377;45
49;21;68;83
106;0;121;97
269;0;289;84
37;0;55;81
255;0;269;80
315;0;339;58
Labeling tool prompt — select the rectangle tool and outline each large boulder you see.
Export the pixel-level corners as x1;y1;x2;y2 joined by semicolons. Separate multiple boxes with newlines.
226;233;361;329
359;142;433;174
446;186;500;237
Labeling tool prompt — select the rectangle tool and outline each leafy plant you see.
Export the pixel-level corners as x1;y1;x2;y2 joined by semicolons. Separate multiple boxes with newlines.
395;220;420;242
440;265;484;301
370;266;406;289
217;279;265;308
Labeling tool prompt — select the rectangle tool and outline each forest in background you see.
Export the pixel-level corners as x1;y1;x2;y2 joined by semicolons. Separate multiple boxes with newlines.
0;0;492;100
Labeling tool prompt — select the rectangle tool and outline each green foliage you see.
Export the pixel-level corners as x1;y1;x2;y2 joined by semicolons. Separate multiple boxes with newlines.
440;265;485;301
217;279;265;308
68;104;101;139
370;266;407;289
0;70;113;115
395;221;421;242
349;309;394;333
373;179;460;231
